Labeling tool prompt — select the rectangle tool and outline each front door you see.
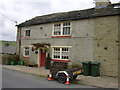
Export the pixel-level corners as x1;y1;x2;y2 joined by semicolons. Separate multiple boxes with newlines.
40;50;46;67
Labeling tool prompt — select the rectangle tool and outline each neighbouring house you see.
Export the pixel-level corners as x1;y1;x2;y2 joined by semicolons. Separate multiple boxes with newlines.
16;1;119;77
0;45;16;55
0;44;16;64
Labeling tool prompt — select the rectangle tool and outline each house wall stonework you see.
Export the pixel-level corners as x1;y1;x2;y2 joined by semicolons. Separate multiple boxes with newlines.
18;18;94;66
94;16;118;77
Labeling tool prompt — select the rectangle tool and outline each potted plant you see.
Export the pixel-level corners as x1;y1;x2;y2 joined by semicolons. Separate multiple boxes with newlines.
42;47;48;53
20;60;24;65
45;53;51;69
23;58;29;66
27;61;37;67
10;54;19;65
10;60;15;65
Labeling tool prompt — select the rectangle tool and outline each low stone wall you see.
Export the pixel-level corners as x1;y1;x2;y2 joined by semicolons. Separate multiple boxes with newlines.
0;54;2;64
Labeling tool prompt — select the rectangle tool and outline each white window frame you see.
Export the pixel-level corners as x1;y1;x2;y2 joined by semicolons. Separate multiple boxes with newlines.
24;27;31;37
52;46;71;60
23;47;30;57
52;22;71;36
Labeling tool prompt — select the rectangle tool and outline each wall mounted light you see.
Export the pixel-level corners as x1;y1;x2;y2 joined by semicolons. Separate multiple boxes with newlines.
104;47;108;50
40;27;43;29
35;50;38;54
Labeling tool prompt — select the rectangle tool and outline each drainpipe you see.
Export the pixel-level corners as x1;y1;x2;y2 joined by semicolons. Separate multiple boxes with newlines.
17;27;21;61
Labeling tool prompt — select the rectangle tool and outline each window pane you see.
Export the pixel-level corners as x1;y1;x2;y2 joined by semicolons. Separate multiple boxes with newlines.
53;23;71;36
25;47;29;49
62;56;69;59
54;27;61;35
25;30;30;37
61;48;69;59
62;48;69;51
67;27;70;34
25;50;29;56
54;24;61;27
24;47;29;56
63;22;70;26
62;52;69;59
53;47;69;60
54;52;60;59
54;48;60;51
53;48;60;59
63;27;70;35
54;24;61;35
62;52;69;56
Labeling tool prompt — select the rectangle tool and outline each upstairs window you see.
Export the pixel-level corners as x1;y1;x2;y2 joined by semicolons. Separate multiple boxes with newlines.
25;30;30;37
24;27;31;38
63;22;71;35
54;24;61;35
53;22;71;37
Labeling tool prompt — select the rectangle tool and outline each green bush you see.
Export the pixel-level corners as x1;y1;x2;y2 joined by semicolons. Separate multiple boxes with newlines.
2;54;11;65
20;57;28;65
69;63;82;69
45;53;51;69
28;62;38;67
2;54;19;65
20;57;37;67
11;54;19;64
21;57;28;63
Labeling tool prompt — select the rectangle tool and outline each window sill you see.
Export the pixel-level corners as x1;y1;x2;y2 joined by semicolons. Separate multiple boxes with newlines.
24;37;30;39
52;59;70;62
22;56;30;58
52;36;71;38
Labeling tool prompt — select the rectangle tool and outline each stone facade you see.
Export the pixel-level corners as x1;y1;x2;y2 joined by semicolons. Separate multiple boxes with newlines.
94;16;119;77
17;19;95;66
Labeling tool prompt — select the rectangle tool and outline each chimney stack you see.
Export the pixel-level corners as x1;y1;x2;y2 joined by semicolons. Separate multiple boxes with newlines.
94;0;111;7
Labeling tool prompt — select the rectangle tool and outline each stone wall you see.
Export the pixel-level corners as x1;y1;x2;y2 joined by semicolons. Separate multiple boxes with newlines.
94;16;118;77
0;54;2;64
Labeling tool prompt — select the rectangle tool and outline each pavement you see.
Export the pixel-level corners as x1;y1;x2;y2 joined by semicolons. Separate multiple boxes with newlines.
1;65;119;89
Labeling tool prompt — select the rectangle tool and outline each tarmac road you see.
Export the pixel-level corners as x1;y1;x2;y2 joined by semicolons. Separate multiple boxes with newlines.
2;68;96;88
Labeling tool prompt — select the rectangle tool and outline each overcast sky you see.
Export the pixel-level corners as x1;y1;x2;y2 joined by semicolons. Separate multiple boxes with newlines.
0;0;119;41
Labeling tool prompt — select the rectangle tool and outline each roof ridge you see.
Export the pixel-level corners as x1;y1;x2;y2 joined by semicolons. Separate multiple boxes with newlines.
17;3;120;27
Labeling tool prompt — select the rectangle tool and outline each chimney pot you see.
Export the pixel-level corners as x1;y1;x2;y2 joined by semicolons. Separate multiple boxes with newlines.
95;0;111;7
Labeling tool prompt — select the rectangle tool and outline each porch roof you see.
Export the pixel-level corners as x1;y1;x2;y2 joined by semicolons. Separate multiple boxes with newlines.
32;43;50;48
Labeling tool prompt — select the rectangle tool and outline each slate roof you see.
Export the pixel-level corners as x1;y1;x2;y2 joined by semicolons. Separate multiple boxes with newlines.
17;3;120;27
0;45;16;55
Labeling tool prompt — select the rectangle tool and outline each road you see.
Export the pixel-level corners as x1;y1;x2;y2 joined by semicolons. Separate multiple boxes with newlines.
2;68;96;88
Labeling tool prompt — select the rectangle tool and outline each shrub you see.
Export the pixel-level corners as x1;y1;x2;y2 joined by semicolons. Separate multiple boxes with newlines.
28;62;38;67
45;53;51;69
20;57;37;67
20;57;29;66
2;54;19;65
69;63;82;69
2;54;11;65
21;57;28;63
10;54;19;64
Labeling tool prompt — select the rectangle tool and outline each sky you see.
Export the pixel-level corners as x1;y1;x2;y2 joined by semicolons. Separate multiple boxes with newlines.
0;0;119;41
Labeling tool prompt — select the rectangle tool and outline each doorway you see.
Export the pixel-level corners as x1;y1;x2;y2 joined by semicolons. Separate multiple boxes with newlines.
40;49;46;67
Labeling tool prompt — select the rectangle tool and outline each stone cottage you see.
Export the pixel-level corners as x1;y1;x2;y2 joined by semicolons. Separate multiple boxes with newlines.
16;1;119;77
